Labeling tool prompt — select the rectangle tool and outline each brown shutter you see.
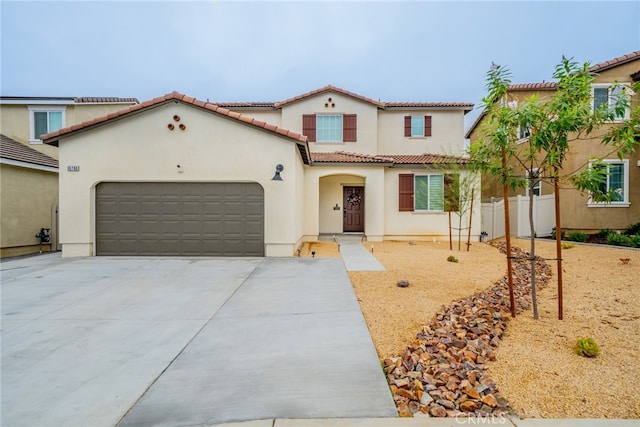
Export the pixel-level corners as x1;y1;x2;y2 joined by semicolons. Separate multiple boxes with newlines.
343;114;357;142
424;115;432;137
399;174;414;211
444;174;460;212
303;114;316;142
404;116;411;137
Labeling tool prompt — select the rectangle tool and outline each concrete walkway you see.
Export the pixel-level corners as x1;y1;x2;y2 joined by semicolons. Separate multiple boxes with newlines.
335;236;386;271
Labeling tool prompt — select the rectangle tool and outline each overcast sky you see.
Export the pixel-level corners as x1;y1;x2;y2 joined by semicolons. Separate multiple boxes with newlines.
2;0;639;128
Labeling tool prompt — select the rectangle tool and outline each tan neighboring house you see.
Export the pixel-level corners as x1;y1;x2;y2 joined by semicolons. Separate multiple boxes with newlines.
41;86;477;257
0;96;138;257
466;51;640;234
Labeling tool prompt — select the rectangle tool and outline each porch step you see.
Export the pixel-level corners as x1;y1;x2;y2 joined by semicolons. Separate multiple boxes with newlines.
318;233;367;243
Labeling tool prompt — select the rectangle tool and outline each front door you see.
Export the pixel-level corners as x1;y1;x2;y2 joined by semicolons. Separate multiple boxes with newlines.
343;186;364;232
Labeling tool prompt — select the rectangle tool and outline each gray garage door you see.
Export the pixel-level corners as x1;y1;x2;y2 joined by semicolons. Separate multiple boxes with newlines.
96;182;264;256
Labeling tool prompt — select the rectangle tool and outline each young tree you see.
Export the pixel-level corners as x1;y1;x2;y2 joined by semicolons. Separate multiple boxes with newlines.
470;57;639;320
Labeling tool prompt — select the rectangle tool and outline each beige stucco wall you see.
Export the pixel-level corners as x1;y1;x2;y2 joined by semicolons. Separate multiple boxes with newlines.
378;110;467;155
281;92;379;155
383;168;482;241
56;102;305;257
0;164;58;257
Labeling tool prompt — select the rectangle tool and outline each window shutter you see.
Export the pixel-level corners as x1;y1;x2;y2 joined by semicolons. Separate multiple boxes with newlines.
343;114;357;142
444;174;460;212
303;114;316;142
424;115;432;137
404;116;412;137
399;174;414;211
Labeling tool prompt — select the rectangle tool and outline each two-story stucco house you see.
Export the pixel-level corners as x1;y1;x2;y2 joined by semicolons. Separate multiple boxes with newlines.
466;51;640;234
0;96;138;257
42;86;478;257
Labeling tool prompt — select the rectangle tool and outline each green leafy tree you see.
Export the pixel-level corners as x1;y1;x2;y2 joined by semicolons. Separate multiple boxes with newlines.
470;57;639;319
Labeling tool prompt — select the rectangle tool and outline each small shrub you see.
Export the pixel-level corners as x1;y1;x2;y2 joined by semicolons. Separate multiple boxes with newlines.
561;242;575;249
630;234;640;248
595;228;615;238
447;255;458;263
574;337;599;357
624;222;640;236
607;233;633;247
567;231;588;242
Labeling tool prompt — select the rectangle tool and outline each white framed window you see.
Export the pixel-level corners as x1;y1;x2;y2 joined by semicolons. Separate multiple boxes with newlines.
316;115;343;142
592;84;631;120
415;174;444;211
518;123;531;140
411;116;424;137
29;106;66;143
526;169;541;197
588;159;630;207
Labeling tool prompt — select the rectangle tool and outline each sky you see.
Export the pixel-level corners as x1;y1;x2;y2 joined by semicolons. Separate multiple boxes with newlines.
1;0;639;128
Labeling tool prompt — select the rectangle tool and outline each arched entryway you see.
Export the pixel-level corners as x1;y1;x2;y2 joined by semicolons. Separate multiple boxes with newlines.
318;174;365;234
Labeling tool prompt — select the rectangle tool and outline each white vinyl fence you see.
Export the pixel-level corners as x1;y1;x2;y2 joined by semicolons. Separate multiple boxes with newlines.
481;194;555;240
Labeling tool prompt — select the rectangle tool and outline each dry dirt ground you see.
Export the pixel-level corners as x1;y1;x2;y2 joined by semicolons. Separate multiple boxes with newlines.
299;239;640;418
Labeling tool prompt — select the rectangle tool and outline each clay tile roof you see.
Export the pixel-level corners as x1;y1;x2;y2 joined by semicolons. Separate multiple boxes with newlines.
274;85;385;108
384;153;468;165
591;50;640;73
0;134;58;169
41;91;309;149
311;151;394;164
214;102;275;108
74;97;139;104
507;82;557;91
384;102;474;110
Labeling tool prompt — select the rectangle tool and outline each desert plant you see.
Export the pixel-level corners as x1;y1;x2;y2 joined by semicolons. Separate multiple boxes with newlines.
607;233;633;247
447;255;459;263
574;337;599;357
624;222;640;236
561;242;575;249
595;228;616;238
567;231;588;242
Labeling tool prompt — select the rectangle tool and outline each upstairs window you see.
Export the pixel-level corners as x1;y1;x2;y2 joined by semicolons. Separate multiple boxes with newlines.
302;114;357;143
317;115;343;142
518;123;531;140
29;107;65;143
404;115;432;137
592;84;630;120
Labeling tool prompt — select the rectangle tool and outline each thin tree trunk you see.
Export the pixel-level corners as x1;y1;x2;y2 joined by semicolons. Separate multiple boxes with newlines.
466;193;474;252
448;211;453;251
554;167;564;320
502;149;516;318
529;177;539;320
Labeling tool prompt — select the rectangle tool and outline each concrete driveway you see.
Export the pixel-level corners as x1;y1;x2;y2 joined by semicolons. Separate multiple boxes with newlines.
1;254;396;426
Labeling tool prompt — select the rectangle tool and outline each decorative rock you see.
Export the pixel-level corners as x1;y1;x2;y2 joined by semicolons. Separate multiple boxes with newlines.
481;394;498;408
460;400;479;412
436;399;456;410
430;405;447;417
397;280;410;288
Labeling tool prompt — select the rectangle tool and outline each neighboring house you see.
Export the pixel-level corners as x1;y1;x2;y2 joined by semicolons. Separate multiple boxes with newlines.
466;51;640;234
0;96;139;257
42;86;477;257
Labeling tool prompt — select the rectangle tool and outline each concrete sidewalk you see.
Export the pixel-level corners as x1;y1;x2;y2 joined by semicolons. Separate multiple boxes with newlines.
336;236;385;271
214;417;638;426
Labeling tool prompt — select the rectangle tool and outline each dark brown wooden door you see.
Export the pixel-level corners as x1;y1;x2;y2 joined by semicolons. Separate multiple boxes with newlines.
343;186;364;232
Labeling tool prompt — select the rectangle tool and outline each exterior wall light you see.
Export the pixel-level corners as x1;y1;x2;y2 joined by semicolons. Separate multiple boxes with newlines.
272;164;284;181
